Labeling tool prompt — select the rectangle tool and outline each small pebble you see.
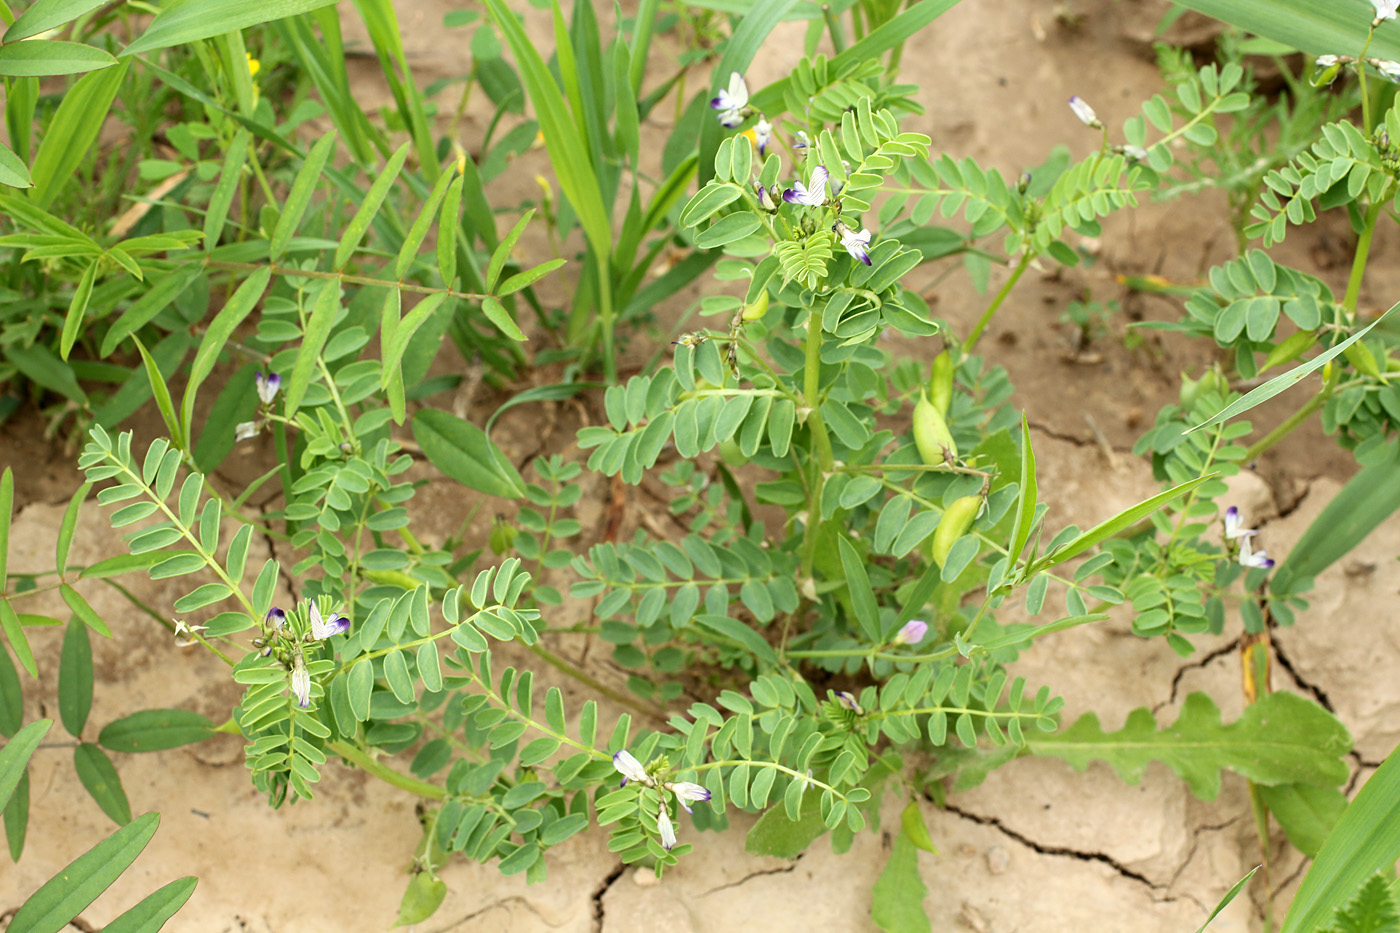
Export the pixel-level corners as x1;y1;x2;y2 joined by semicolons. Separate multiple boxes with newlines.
631;867;659;887
959;902;990;932
985;845;1009;875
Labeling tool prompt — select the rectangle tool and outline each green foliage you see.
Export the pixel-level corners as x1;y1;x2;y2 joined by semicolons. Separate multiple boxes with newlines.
1319;874;1400;933
1030;692;1351;801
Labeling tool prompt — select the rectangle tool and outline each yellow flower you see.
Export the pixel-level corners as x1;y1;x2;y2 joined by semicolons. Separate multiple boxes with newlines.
246;52;260;78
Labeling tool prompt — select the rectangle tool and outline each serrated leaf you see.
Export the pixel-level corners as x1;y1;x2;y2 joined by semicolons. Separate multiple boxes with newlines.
1029;691;1350;801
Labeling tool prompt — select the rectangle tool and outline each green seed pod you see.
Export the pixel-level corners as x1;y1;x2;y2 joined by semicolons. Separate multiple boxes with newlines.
913;393;957;466
718;437;749;467
928;351;954;417
742;290;770;322
931;494;981;568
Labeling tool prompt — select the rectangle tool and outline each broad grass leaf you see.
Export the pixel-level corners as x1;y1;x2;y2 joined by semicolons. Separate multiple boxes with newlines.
411;410;526;499
5;0;110;42
0;141;32;188
0;40;115;77
28;61;127;208
124;0;342;56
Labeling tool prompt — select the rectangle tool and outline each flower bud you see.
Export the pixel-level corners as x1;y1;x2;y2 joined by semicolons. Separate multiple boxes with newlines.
931;494;982;569
912;393;957;467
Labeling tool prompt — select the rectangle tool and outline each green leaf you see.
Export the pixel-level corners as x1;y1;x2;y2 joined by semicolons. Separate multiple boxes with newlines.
483;0;611;262
1191;303;1397;433
0;40;116;76
58;259;97;360
7;812;159;933
98;709;214;752
1194;866;1260;933
74;743;131;825
693;614;777;665
411;409;526;499
1173;0;1400;61
1006;415;1037;567
1317;873;1400;933
99;262;203;357
61;583;110;638
133;336;183;449
283;279;340;418
0;720;50;812
486;208;533;292
745;799;828;858
124;0;343;56
28;61;127;208
393;160;455;280
1028;474;1213;575
0;598;38;678
0;639;20;737
1260;782;1348;858
0;140;32;188
480;296;526;341
55;482;90;578
6;343;86;404
1273;442;1400;595
497;258;565;297
58;618;93;737
0;467;11;590
1030;691;1351;801
270;130;336;262
335;142;409;270
5;0;111;42
5;768;29;860
437;174;462;287
1281;741;1400;933
101;876;198;933
871;828;931;933
837;535;881;642
181;266;271;438
203;128;249;251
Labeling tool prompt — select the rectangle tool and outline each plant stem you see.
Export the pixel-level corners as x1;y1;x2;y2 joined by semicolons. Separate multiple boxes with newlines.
597;252;617;382
964;252;1031;351
527;641;668;724
801;313;835;576
328;739;445;799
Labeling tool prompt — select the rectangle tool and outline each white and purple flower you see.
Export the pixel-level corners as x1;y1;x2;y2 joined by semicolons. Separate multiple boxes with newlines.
613;749;653;787
893;619;928;646
234;421;259;442
747;117;773;157
309;602;350;640
834;690;864;715
657;806;678;850
783;164;829;206
1239;536;1275;570
256;371;281;405
833;219;873;265
1222;506;1258;541
666;781;712;815
267;607;287;629
711;72;749;128
1377;59;1400;82
755;181;779;212
1069;95;1103;129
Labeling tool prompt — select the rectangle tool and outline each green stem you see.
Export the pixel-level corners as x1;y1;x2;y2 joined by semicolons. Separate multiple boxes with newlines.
800;313;835;576
1343;199;1383;316
964;252;1031;351
328;739;445;799
597;251;617;383
1359;27;1377;134
527;642;668;724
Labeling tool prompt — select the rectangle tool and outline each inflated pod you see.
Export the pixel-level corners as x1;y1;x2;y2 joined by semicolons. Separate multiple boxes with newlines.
913;392;957;466
931;494;982;568
928;351;954;417
742;290;770;322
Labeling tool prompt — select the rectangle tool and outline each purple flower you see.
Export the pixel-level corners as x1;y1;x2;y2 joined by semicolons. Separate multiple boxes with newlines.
308;602;349;640
1223;506;1258;541
657;806;677;850
834;690;864;715
893;619;928;646
613;749;652;787
754;181;779;212
783;165;829;206
834;220;872;265
266;607;287;629
1069;95;1102;129
666;781;711;815
711;72;749;128
256;371;281;405
1239;537;1275;570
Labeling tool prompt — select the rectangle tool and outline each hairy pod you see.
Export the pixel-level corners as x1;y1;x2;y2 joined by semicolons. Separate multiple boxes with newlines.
913;392;957;466
931;494;982;568
928;351;954;417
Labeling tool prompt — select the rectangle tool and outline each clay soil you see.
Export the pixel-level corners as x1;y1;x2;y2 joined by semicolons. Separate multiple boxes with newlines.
5;1;1400;931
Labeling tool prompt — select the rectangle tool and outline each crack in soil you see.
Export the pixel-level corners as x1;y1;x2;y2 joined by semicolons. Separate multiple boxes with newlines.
943;802;1174;896
700;853;804;896
1158;636;1243;711
590;860;626;933
1027;420;1095;449
436;895;554;932
258;501;298;602
1270;638;1336;714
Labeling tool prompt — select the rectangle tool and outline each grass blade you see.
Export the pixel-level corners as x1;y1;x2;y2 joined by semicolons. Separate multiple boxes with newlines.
28;60;127;208
123;0;341;56
180;265;271;439
203;128;249;251
0;467;11;591
5;0;109;42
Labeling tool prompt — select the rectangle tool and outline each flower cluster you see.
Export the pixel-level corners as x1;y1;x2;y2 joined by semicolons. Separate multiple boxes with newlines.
612;750;712;851
711;73;876;266
236;371;282;443
252;599;351;708
1223;506;1275;570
